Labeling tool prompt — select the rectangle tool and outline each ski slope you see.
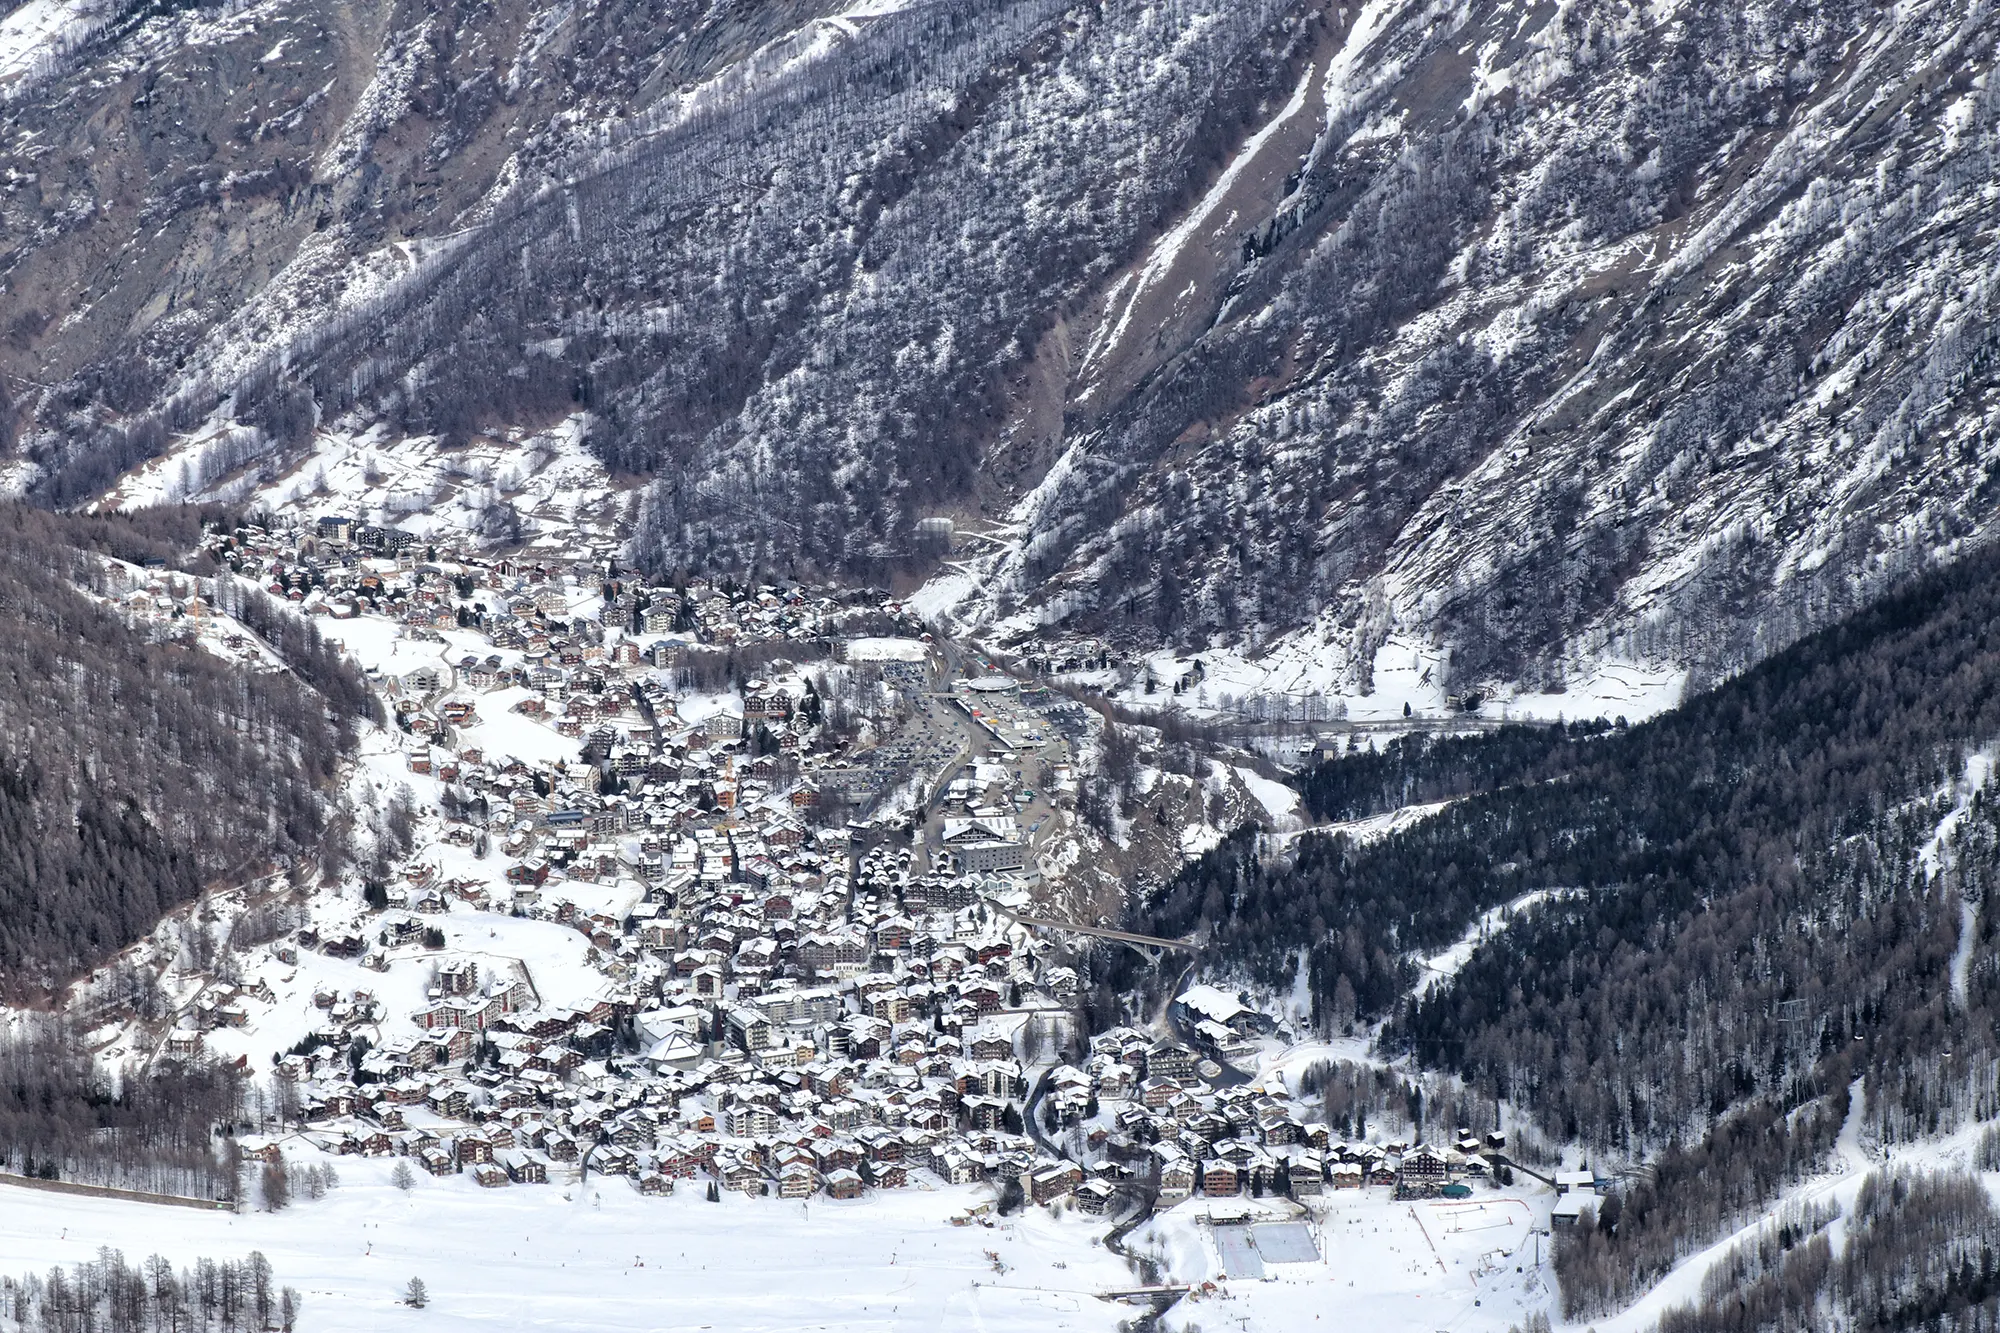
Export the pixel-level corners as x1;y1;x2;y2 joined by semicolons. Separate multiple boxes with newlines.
1135;1190;1554;1333
0;1163;1134;1333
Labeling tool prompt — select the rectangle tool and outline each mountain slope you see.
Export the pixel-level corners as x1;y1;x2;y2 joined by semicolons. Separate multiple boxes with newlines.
0;506;364;998
8;0;2000;697
1142;537;2000;1156
1100;535;2000;1313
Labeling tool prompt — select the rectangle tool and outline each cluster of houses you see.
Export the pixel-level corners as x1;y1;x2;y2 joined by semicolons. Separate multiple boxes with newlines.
175;516;1498;1214
176;519;1078;1201
251;834;1109;1201
255;962;1494;1209
201;517;1045;850
1033;1024;1503;1207
217;516;842;651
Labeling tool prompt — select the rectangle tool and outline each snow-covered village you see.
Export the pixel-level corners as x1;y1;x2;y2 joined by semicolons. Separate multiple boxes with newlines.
0;505;1585;1333
16;0;2000;1329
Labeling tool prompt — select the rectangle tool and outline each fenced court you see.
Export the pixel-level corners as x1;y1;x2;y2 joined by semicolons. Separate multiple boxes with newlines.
1430;1198;1532;1238
1210;1220;1322;1279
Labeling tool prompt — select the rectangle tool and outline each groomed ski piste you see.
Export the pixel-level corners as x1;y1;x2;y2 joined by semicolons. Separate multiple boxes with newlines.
0;1163;1132;1333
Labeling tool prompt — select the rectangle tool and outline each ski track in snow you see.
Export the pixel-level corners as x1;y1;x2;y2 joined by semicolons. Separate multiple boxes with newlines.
1416;889;1563;998
1919;746;1996;1008
1957;893;1980;1008
1589;1078;1880;1333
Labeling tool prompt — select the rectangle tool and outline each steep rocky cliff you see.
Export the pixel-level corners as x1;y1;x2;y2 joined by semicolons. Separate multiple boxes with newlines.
8;0;2000;695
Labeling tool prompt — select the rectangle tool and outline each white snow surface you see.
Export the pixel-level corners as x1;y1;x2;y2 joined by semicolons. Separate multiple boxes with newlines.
845;636;930;662
1279;798;1456;849
1416;890;1564;998
0;1165;1133;1333
0;0;102;91
1057;632;1685;729
1233;765;1302;829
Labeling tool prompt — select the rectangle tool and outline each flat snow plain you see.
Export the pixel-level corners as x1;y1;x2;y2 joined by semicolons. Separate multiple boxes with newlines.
0;1164;1132;1333
1139;1189;1553;1333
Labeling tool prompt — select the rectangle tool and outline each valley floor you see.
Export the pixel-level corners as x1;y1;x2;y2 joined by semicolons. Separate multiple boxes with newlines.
26;510;1968;1333
0;1116;1570;1333
1137;1187;1555;1333
0;1164;1132;1333
25;1016;1987;1333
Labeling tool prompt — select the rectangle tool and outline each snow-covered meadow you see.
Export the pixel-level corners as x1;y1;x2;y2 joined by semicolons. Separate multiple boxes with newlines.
1137;1189;1553;1333
0;1168;1134;1333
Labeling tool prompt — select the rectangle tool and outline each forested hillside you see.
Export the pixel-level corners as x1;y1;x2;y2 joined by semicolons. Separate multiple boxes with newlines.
0;506;364;997
8;0;2000;696
1641;1169;2000;1333
1103;538;2000;1310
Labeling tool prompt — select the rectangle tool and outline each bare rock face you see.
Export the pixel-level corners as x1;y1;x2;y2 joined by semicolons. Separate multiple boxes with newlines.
0;0;841;490
11;0;2000;693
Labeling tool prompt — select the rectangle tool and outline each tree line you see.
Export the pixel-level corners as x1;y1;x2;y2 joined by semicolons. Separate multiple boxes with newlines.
1550;1092;1847;1317
1644;1169;2000;1333
0;1018;241;1199
0;1249;298;1333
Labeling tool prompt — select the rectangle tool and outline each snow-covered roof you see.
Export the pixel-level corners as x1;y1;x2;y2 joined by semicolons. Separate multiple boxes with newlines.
845;636;928;662
1176;984;1250;1025
942;815;1019;844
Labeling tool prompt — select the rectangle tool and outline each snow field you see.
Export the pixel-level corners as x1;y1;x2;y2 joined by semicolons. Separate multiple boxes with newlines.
0;1164;1135;1333
1232;766;1303;830
1489;659;1689;725
1055;632;1685;733
1140;1188;1554;1333
0;0;99;88
1278;797;1457;851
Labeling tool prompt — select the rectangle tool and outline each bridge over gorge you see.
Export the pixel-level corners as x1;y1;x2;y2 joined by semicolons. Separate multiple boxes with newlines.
1098;1284;1195;1303
987;904;1197;960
